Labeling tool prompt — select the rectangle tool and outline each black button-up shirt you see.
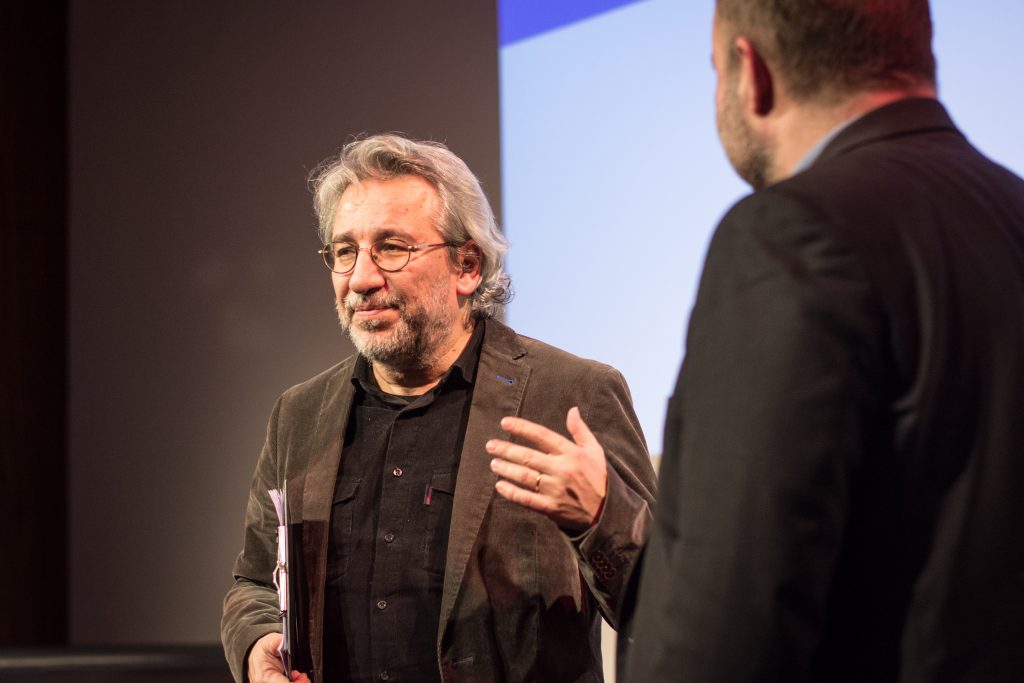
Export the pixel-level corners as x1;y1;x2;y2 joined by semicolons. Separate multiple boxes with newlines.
322;323;483;683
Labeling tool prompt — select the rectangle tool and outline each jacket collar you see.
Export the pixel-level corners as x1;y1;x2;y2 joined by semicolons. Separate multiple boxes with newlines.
816;97;961;167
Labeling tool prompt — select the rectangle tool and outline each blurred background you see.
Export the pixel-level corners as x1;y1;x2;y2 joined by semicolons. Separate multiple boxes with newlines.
3;0;1022;679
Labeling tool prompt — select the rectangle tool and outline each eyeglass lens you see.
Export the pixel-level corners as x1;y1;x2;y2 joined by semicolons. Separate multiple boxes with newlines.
323;238;412;273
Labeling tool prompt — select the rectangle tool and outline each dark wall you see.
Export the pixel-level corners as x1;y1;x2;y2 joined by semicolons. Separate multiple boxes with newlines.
65;1;499;644
1;1;68;647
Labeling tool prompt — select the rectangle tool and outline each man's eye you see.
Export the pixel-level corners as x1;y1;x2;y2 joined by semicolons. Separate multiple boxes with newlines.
335;245;357;258
377;241;407;254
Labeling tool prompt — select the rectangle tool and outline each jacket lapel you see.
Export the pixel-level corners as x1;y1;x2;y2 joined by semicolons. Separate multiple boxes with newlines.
299;358;357;523
438;319;530;641
296;358;357;681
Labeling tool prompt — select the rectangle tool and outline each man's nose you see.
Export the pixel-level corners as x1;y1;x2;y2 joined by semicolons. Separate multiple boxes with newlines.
346;248;386;293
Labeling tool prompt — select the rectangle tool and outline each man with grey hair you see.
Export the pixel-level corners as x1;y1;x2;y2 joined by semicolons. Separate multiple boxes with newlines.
222;134;656;683
621;0;1024;681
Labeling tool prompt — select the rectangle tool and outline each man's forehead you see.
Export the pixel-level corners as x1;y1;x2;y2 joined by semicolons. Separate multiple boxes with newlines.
332;175;442;239
339;175;438;207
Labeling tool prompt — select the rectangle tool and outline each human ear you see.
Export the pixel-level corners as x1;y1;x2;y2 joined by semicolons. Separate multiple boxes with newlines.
455;243;482;296
734;36;774;116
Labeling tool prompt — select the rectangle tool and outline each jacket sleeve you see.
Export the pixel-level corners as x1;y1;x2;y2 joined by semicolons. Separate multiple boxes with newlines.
221;397;287;683
569;363;658;629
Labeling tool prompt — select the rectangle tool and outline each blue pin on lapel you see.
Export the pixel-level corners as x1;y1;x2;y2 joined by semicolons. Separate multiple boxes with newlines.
496;374;514;385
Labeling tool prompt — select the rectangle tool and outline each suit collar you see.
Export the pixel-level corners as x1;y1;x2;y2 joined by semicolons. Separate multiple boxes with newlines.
474;316;528;361
816;97;961;166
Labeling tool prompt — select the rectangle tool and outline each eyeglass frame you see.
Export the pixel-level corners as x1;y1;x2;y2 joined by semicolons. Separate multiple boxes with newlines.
318;237;458;274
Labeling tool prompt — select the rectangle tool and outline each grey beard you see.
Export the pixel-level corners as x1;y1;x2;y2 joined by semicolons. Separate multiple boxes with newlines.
336;289;454;370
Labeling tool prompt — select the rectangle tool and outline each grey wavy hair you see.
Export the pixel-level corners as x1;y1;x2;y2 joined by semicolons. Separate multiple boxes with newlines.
310;133;512;319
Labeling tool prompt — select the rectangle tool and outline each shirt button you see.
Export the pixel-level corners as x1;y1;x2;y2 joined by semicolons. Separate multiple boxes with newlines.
392;467;403;477
383;532;396;543
379;671;391;681
376;599;388;610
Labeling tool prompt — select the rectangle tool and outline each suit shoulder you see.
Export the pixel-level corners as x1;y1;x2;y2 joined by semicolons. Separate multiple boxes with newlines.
710;184;845;274
718;184;827;235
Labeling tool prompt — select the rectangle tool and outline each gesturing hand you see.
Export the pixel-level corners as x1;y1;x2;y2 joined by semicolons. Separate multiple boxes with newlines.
487;406;607;532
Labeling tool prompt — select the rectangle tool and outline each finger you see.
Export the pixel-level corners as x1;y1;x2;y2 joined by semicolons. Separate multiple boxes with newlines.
494;478;555;514
490;456;548;490
499;415;574;454
486;439;555;471
566;406;601;450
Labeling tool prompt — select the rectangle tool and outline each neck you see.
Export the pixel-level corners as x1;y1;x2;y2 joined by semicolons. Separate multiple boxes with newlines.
371;318;476;396
770;85;937;183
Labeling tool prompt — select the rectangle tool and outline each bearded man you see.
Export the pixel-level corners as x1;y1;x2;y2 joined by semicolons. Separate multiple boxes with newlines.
221;134;656;683
620;1;1024;681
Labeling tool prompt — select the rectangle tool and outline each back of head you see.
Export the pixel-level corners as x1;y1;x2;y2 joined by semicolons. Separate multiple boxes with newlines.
716;0;936;102
311;133;512;319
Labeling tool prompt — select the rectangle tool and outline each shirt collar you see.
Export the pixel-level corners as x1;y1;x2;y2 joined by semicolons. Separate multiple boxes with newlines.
790;113;862;176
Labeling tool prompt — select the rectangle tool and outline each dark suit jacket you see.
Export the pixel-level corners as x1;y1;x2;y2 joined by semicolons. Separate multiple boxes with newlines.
623;99;1024;681
223;318;656;682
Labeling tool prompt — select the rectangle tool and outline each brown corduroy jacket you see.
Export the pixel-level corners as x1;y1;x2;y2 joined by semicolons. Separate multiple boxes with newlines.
222;318;656;682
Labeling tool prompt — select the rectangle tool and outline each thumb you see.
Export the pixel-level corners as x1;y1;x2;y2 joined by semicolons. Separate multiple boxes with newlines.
566;406;600;449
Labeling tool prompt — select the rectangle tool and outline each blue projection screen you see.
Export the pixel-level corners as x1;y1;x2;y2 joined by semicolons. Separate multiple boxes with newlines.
499;0;1024;455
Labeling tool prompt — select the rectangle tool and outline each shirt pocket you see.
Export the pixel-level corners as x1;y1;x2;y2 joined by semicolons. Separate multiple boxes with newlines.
422;469;456;575
326;477;360;583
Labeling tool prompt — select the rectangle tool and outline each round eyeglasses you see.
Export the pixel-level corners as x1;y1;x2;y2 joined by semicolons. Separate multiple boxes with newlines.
318;238;455;274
